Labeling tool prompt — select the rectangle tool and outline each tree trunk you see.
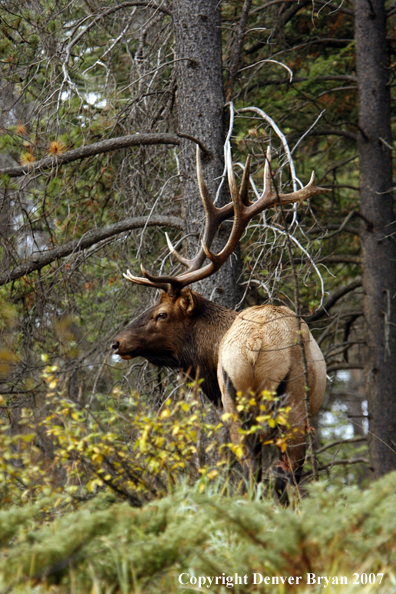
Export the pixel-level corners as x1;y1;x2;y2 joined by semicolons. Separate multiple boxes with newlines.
354;0;396;478
173;0;242;309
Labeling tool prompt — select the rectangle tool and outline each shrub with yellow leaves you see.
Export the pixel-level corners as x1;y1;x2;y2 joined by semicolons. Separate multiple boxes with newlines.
221;390;292;487
0;358;294;509
0;361;226;507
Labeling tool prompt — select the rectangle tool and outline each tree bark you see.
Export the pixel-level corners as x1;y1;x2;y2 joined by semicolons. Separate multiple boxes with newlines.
354;0;396;478
173;0;242;308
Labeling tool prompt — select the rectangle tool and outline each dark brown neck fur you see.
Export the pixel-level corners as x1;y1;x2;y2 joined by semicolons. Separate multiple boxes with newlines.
176;293;237;406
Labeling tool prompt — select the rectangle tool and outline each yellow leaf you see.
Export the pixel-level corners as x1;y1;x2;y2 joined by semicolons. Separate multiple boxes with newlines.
256;415;270;423
276;438;288;453
276;415;289;426
234;445;244;459
21;433;35;442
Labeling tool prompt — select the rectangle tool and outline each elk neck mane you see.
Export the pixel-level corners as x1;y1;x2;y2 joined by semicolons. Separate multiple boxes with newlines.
175;292;237;406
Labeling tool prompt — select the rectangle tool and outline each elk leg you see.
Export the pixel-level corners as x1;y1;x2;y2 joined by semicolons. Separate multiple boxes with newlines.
219;369;258;485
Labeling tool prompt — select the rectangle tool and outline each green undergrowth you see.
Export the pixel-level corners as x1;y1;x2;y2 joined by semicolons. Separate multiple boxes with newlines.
1;473;396;594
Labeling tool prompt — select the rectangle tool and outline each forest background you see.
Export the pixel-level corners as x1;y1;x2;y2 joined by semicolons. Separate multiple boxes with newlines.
0;0;395;592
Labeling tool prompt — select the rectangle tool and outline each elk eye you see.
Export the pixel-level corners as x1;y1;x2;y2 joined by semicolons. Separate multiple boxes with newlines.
156;312;167;321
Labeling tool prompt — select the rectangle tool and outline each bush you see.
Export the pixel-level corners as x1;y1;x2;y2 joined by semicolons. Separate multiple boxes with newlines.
0;473;396;593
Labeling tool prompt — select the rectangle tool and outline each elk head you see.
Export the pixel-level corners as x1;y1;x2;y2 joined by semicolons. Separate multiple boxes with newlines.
113;287;198;367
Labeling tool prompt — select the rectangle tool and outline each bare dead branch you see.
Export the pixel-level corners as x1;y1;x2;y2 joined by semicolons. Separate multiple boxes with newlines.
250;0;353;17
317;85;357;98
300;456;369;479
321;211;361;240
317;457;369;471
0;133;182;178
326;363;364;373
316;436;367;455
0;215;183;287
305;129;358;142
247;75;358;85
319;154;359;182
249;38;354;61
309;224;360;236
68;0;171;50
318;255;362;264
225;0;252;102
176;133;211;156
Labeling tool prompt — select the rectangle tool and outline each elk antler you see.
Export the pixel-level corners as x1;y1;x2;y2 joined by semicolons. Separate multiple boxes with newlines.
123;145;329;295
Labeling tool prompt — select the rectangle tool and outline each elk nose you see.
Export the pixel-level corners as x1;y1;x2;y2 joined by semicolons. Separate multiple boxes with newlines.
112;340;120;352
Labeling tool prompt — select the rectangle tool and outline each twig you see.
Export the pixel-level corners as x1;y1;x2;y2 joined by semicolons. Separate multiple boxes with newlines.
304;277;362;323
326;363;364;372
304;128;357;142
317;457;369;470
225;0;253;102
300;457;369;479
239;58;293;80
176;133;211;156
250;0;353;16
238;106;299;194
316;436;366;455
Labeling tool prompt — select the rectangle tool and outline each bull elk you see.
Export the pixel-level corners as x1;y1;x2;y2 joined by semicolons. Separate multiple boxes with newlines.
112;145;327;490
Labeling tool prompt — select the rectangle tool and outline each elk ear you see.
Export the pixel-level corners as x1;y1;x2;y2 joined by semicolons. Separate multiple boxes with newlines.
178;288;195;314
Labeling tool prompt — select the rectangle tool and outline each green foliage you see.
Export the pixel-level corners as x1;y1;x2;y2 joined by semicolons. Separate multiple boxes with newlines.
0;474;396;593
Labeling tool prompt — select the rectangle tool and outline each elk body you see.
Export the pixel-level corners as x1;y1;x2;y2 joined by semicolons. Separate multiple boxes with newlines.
113;146;327;488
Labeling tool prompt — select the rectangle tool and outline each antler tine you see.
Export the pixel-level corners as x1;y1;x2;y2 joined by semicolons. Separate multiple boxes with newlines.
195;147;330;274
239;155;251;207
226;142;242;219
196;144;217;221
245;146;330;215
160;146;228;273
262;145;272;198
165;232;191;267
123;268;172;293
201;146;251;269
264;170;331;209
